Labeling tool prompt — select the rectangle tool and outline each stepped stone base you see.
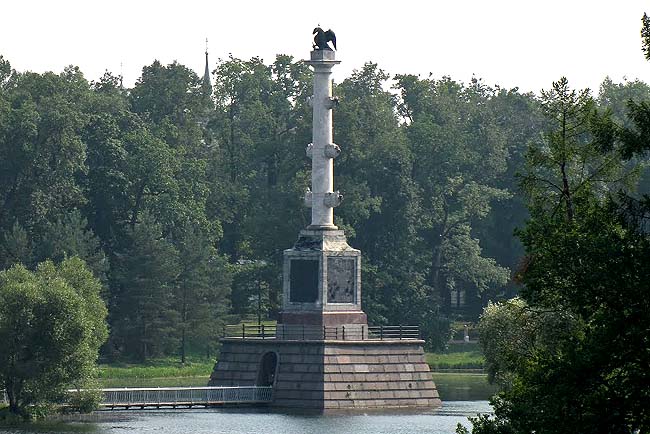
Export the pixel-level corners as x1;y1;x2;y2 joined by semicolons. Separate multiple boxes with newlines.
209;339;441;412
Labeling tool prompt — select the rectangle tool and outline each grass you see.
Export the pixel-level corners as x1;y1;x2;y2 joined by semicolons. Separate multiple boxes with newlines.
98;376;210;388
96;357;214;388
426;342;485;370
239;320;277;327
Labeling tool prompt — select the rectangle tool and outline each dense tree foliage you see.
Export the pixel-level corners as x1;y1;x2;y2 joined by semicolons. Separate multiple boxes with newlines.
461;26;650;432
0;257;107;416
1;48;647;363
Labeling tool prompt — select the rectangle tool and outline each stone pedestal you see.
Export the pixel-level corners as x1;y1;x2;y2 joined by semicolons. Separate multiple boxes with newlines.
280;229;365;330
209;339;441;412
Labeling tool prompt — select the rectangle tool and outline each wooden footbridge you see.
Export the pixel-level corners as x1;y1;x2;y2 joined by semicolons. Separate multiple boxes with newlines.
2;386;273;410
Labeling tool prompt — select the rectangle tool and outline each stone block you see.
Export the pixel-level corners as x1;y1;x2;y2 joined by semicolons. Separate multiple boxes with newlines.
324;364;340;373
353;364;369;373
323;400;340;409
393;390;411;399
339;364;355;373
211;338;439;412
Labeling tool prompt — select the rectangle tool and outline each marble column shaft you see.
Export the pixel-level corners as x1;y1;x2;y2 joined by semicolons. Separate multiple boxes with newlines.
307;56;339;229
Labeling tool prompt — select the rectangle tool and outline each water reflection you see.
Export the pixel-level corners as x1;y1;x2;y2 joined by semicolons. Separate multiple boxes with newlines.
432;373;498;401
0;401;492;434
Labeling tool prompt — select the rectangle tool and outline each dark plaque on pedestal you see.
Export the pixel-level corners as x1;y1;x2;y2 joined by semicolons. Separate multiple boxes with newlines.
289;259;319;303
327;257;355;303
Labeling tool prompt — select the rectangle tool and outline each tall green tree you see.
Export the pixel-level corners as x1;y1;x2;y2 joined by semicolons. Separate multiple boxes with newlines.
0;257;107;416
130;60;214;235
208;55;310;262
597;77;650;198
466;201;650;434
37;210;108;282
0;222;33;271
174;222;230;363
642;13;650;60
472;88;543;285
207;55;312;319
109;213;180;361
0;66;90;234
462;77;650;434
394;75;510;317
520;77;633;224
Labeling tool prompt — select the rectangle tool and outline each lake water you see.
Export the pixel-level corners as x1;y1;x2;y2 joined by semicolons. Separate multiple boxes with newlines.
0;374;495;434
0;401;491;434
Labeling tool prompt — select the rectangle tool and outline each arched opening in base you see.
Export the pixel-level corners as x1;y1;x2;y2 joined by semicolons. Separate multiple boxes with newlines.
256;351;279;386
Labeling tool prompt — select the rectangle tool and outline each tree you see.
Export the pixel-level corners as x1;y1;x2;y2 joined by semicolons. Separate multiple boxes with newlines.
208;55;311;263
521;77;635;224
642;13;650;61
462;78;650;434
465;202;650;434
37;209;108;282
394;75;511;317
174;222;231;363
472;88;544;284
129;60;214;235
0;257;107;417
598;77;650;127
108;213;180;361
597;77;650;201
0;222;33;271
230;260;275;323
0;55;11;88
477;298;580;389
0;67;90;234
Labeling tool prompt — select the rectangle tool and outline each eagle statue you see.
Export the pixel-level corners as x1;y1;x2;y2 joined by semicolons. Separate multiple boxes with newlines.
313;27;336;51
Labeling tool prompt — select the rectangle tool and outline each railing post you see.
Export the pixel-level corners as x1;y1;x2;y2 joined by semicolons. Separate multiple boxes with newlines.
380;325;384;340
342;325;346;341
262;324;265;340
242;323;245;339
399;324;403;340
323;325;326;340
361;325;365;340
302;324;305;340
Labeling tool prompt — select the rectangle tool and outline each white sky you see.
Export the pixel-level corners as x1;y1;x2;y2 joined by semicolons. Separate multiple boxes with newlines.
1;0;648;94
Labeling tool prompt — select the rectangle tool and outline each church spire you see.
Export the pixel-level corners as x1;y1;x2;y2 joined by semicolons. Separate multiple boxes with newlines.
203;38;211;88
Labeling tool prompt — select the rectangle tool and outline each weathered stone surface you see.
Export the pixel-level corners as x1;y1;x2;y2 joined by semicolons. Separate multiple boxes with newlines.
209;339;441;412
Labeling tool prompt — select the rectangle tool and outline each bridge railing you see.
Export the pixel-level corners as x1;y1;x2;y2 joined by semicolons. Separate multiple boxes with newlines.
223;324;420;341
71;386;272;407
1;387;272;409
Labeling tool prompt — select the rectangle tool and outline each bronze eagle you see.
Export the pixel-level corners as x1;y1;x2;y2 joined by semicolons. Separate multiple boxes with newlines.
313;27;336;51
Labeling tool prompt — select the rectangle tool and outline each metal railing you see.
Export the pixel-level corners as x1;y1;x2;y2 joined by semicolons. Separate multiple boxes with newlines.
2;386;272;410
72;386;272;409
223;324;420;341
